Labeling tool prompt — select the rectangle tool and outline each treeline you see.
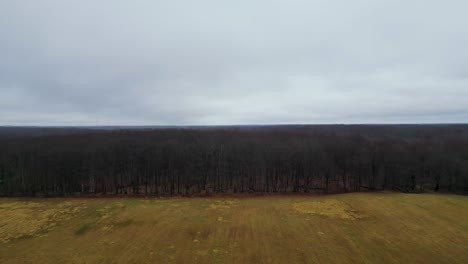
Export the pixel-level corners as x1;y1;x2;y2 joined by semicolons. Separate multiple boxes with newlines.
0;127;467;196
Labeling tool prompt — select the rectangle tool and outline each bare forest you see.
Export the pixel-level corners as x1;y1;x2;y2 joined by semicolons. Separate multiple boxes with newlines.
1;125;467;197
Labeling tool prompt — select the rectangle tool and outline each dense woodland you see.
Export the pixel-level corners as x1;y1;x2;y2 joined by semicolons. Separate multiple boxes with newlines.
1;125;467;196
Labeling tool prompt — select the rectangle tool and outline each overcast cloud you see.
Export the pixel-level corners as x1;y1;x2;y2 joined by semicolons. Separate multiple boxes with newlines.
1;0;467;125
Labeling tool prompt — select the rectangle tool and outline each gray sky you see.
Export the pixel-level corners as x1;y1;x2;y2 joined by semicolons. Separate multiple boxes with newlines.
1;0;468;125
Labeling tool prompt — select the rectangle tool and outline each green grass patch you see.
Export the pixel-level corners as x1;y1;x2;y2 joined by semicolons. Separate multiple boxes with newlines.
114;219;134;228
74;223;92;235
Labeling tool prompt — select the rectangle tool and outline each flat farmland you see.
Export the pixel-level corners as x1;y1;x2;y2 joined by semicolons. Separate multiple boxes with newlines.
1;193;468;263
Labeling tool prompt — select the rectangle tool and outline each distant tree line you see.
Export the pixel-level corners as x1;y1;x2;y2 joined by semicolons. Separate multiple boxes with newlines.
0;127;467;196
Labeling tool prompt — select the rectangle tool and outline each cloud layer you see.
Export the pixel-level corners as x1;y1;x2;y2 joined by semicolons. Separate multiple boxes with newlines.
1;0;468;125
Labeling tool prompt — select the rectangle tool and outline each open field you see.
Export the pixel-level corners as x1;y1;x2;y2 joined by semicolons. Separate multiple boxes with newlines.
1;193;468;263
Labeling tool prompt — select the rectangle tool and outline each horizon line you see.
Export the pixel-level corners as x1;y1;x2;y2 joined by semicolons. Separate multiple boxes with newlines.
1;123;468;128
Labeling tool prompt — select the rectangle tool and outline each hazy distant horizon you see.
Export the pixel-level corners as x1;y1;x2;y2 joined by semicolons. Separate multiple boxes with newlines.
2;123;468;128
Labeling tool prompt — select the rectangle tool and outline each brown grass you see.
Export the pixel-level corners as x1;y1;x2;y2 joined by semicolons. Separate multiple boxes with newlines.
1;193;468;263
293;199;363;219
0;200;83;243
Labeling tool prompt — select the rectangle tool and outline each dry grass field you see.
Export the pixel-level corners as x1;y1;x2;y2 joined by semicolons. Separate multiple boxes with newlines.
1;193;468;263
